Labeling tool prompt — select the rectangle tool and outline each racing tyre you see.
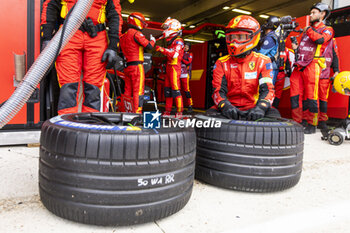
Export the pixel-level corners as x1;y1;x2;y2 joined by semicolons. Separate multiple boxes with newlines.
195;115;304;192
39;113;196;226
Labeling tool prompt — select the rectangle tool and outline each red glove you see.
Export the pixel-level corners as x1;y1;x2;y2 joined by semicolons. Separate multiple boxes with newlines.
156;46;164;53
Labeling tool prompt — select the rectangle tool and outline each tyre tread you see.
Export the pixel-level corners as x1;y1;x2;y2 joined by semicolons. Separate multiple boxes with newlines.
39;113;196;225
195;116;304;192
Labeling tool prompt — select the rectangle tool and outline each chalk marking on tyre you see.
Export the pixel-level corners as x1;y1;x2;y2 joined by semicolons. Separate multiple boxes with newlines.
137;173;175;187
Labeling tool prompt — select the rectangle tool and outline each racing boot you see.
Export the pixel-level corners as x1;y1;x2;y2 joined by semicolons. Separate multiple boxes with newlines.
304;123;316;134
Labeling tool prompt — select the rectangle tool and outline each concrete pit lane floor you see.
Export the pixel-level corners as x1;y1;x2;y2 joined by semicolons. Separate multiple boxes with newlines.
1;130;350;233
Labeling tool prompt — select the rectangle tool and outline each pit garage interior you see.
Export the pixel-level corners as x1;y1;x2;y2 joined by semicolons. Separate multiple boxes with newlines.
0;0;349;136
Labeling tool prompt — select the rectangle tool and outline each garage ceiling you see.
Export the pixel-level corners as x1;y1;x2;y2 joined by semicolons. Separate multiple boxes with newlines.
120;0;319;41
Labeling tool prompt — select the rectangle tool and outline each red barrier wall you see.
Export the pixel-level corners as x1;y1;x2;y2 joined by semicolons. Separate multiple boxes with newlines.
0;0;41;127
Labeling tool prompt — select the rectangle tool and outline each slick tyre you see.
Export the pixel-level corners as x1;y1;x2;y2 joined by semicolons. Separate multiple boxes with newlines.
39;113;196;226
195;115;304;192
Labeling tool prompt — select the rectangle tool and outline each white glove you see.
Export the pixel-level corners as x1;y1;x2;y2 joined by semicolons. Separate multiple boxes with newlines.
150;34;156;43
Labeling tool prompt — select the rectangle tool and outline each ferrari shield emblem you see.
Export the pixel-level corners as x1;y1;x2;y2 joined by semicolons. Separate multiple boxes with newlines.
249;61;255;71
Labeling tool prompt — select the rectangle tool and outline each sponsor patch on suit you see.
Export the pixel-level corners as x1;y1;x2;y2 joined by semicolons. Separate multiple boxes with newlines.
244;72;257;80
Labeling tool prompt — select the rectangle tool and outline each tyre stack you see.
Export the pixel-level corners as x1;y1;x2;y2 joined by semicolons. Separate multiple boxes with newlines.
39;113;196;225
195;115;304;192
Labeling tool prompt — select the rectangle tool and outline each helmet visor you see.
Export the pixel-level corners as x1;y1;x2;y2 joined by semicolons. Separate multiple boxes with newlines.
226;31;251;44
136;16;148;27
162;23;169;30
143;21;148;28
130;15;148;28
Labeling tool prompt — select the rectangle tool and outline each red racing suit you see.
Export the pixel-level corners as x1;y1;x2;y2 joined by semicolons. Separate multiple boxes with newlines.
290;22;334;125
212;52;275;111
156;37;184;113
273;48;295;108
180;51;193;107
120;27;155;113
41;0;121;115
318;38;340;122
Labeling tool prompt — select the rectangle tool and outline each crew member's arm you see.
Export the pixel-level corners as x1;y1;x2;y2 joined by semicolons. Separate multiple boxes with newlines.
212;60;228;107
106;0;122;51
330;42;340;83
284;48;294;76
182;52;193;65
211;59;239;119
156;40;183;59
41;0;61;41
257;59;275;109
285;56;292;76
331;39;340;73
331;46;340;73
134;31;156;50
306;26;334;44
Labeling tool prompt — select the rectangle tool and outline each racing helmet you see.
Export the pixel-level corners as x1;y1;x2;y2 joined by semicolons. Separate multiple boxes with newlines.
262;16;280;30
128;12;148;30
161;17;182;39
311;2;331;20
333;71;350;96
225;15;261;57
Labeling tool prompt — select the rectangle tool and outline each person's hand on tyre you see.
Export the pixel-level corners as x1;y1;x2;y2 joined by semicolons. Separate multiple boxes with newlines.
218;100;240;119
247;105;266;121
101;49;117;69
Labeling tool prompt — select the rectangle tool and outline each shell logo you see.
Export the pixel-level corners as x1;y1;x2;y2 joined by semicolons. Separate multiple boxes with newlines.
340;77;347;83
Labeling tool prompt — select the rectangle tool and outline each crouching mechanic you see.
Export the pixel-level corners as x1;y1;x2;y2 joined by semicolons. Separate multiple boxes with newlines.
120;12;156;113
41;0;121;115
156;18;184;118
210;15;279;121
